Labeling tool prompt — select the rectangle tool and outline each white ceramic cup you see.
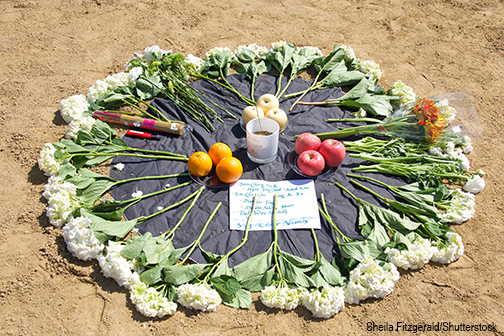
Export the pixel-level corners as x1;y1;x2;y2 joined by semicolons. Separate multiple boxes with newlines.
246;118;280;164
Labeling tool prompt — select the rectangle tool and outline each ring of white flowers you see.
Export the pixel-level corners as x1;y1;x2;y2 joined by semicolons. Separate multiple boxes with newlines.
39;43;475;319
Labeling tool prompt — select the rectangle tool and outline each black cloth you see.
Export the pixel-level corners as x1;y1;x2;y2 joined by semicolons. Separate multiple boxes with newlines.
109;74;403;265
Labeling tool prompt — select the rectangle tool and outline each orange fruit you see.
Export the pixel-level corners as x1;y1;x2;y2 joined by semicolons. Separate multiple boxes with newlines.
187;151;213;177
208;142;233;166
215;157;243;183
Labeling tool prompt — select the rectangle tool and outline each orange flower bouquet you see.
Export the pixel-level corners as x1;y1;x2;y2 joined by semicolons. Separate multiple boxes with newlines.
307;97;463;144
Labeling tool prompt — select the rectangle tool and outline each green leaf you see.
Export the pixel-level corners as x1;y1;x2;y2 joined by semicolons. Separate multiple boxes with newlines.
76;130;99;146
319;70;365;88
136;75;162;100
139;266;163;285
318;49;346;72
316;257;344;286
278;250;316;270
234;48;256;63
338;239;382;262
65;176;95;190
92;119;116;144
212;257;233;278
233;248;272;282
59;163;77;180
278;255;314;288
143;235;175;265
200;248;225;264
121;233;152;260
336;77;369;101
223;288;252;309
267;43;296;74
78;179;116;204
336;93;396;118
163;263;208;286
161;247;189;267
90;216;138;240
367;220;390;247
309;270;328;288
210;274;241;297
240;267;276;292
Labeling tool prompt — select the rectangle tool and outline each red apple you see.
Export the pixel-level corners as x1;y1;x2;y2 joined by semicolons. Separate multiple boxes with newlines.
295;133;321;155
297;150;325;176
318;139;346;167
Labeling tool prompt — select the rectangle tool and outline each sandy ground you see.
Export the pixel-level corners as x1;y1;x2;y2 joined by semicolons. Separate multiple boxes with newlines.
1;0;504;335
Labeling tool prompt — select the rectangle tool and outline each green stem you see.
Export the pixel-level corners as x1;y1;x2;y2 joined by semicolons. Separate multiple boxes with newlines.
319;193;351;243
70;151;188;162
105;141;187;158
165;186;205;240
274;72;284;98
272;194;283;280
204;193;258;280
114;180;192;206
277;76;295;99
328;118;382;124
122;99;161;121
136;182;196;222
179;201;222;265
334;181;359;202
310;228;321;263
349;179;390;204
288;71;322;112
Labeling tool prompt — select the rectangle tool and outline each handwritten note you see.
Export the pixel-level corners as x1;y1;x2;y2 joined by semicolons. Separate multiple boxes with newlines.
229;179;321;231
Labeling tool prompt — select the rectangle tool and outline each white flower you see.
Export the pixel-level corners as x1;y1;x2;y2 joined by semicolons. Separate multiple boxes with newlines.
234;43;268;60
144;45;171;62
461;135;473;154
442;189;476;224
301;285;345;319
205;47;231;59
42;175;64;199
183;54;204;74
436;98;457;125
269;41;288;52
114;163;125;171
344;256;400;305
431;232;464;264
64;116;96;140
97;241;139;289
351;108;367;118
127;66;143;84
260;284;304;310
131;190;143;198
428;146;446;158
388;80;416;108
104;72;133;90
59;94;90;123
176;283;222;312
463;175;485;194
46;185;80;227
358;60;382;82
340;44;356;61
130;281;177;318
87;79;111;103
385;237;435;270
62;216;104;261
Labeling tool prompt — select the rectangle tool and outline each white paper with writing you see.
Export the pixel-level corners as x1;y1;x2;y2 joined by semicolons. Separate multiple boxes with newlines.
229;179;321;231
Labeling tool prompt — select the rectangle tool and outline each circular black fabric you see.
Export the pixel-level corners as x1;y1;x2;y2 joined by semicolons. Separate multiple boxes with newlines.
109;74;403;266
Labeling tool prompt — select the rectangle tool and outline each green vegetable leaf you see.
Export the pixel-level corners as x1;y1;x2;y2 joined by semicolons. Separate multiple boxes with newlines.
278;250;316;270
336;77;369;102
266;43;296;74
319;70;365;88
313;257;344;286
161;247;189;267
336;93;396;118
